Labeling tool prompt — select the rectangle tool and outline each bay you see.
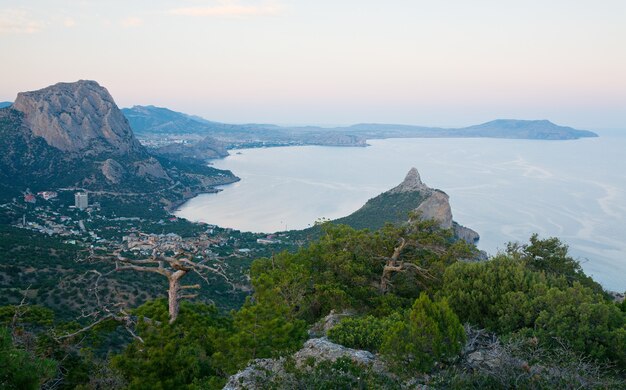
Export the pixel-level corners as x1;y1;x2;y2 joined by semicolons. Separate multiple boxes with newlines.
176;133;626;291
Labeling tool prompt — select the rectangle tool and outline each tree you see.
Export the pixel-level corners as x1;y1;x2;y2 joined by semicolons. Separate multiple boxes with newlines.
90;247;231;324
0;327;57;390
111;300;229;390
381;293;465;373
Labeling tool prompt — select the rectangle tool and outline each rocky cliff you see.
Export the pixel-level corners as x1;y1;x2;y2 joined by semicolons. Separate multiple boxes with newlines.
13;80;144;155
334;168;479;243
0;81;238;199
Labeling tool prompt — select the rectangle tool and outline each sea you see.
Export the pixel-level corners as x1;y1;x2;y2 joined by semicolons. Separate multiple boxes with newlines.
176;131;626;291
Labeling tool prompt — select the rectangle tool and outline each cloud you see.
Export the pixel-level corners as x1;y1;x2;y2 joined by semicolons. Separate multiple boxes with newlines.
0;9;44;34
121;17;143;28
169;0;282;17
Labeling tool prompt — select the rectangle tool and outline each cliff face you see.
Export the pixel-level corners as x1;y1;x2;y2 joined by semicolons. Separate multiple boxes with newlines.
0;80;240;198
13;80;143;155
393;168;479;243
335;167;479;243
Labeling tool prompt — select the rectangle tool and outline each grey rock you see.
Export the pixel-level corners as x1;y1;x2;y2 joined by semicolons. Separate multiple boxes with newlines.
13;80;143;154
415;189;453;229
389;167;431;194
293;337;376;367
223;358;286;390
133;157;170;180
223;337;384;389
101;159;126;184
308;309;355;337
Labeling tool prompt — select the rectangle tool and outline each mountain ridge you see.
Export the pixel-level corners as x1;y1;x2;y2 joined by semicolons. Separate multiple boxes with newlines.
123;105;598;152
0;81;238;201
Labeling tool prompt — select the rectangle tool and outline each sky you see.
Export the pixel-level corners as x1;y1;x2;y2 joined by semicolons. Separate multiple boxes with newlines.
1;0;625;129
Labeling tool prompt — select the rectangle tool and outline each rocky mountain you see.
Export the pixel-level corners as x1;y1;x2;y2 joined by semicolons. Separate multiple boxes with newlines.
0;81;237;201
0;102;11;109
13;81;144;154
334;168;479;243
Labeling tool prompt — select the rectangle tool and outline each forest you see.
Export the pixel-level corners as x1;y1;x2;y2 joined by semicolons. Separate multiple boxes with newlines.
1;218;625;389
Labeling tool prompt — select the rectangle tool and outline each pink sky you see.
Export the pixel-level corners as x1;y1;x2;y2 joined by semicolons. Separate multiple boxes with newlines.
1;0;625;129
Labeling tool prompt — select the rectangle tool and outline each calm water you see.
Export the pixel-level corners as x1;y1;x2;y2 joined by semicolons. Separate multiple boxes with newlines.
176;133;626;291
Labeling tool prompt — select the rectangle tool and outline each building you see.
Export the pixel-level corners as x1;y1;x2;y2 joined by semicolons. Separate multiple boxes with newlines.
75;192;88;210
37;191;58;200
24;194;36;204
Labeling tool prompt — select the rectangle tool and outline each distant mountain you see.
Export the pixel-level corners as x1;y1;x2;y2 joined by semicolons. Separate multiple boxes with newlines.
0;81;237;201
343;120;598;140
334;168;479;243
447;119;598;140
122;105;368;148
0;102;11;109
124;105;598;146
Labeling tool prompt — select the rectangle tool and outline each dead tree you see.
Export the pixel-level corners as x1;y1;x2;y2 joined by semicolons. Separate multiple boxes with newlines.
91;249;232;324
379;237;434;294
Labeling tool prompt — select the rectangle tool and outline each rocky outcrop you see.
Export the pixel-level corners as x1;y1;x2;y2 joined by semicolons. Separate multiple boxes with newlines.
152;136;229;162
101;159;126;184
393;168;479;243
133;157;170;180
0;81;242;198
415;190;453;229
223;338;384;390
13;80;143;154
389;167;430;194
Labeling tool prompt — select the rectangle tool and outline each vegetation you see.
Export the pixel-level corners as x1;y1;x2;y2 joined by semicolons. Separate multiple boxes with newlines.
0;214;624;388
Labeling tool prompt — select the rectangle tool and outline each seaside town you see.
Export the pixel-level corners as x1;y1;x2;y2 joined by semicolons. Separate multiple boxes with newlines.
2;189;293;267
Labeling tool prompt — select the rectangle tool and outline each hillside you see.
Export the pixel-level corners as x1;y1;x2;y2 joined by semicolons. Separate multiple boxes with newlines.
0;81;238;202
299;168;479;244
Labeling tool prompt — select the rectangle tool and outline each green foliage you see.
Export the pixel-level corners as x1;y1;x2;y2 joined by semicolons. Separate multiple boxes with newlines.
333;190;426;231
531;283;626;366
442;250;626;366
328;313;402;352
380;293;465;374
0;327;58;390
442;255;550;332
281;356;402;390
112;299;230;390
215;298;307;373
507;233;604;294
251;221;473;323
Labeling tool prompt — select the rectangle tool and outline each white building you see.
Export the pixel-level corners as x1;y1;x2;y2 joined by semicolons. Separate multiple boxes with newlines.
75;192;88;210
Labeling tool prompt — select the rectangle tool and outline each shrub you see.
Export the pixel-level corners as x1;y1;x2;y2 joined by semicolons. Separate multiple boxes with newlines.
328;313;402;352
381;293;465;373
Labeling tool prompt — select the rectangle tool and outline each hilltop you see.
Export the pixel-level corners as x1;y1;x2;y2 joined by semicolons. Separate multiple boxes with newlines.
0;81;237;203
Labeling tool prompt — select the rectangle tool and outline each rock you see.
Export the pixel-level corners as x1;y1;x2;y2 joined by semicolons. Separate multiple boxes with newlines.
223;358;286;390
453;222;480;244
101;159;126;184
308;309;355;337
224;338;385;389
293;338;377;367
389;167;431;194
397;167;480;243
13;80;143;154
134;157;170;180
415;189;453;229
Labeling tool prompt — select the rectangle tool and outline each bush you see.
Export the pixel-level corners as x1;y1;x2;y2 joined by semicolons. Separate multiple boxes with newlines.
328;313;402;352
0;327;58;389
381;293;465;374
